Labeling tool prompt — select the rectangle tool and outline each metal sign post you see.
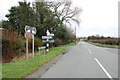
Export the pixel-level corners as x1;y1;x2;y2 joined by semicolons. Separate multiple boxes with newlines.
26;38;28;61
32;35;34;58
38;46;46;54
25;25;37;61
39;49;40;54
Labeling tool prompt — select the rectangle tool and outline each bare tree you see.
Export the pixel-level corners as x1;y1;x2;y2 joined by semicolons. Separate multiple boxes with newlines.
51;0;81;26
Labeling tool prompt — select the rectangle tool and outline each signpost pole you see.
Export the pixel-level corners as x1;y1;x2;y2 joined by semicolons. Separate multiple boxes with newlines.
46;39;49;52
39;49;40;54
25;26;37;61
44;48;45;53
32;35;34;58
26;38;28;61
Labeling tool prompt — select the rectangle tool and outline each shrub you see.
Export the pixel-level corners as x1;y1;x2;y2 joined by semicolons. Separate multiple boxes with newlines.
2;38;16;63
14;38;25;53
28;37;43;52
88;39;119;45
34;37;43;50
53;38;63;47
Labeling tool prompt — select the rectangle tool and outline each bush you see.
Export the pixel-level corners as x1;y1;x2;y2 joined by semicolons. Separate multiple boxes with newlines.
14;38;25;53
53;38;63;47
88;39;119;45
2;38;16;63
34;37;43;50
2;38;10;50
104;39;118;45
28;37;43;52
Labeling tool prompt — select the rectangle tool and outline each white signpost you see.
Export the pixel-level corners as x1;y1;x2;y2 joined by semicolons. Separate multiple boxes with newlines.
25;25;37;61
41;30;54;52
46;38;49;52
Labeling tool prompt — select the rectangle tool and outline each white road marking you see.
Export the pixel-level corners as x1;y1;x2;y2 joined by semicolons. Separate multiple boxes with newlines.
85;46;93;55
86;47;113;80
94;58;113;80
88;49;93;54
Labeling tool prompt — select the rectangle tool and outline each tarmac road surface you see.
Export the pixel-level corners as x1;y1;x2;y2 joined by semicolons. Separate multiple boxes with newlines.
41;41;118;79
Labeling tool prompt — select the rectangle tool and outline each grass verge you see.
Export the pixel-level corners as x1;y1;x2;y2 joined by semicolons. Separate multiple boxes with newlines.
86;41;119;48
2;48;65;78
60;42;78;47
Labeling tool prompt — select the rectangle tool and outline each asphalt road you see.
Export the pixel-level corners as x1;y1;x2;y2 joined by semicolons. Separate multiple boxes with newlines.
41;41;118;78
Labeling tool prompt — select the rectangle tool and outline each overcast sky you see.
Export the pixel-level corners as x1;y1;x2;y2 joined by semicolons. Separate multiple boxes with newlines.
72;0;119;37
0;0;119;37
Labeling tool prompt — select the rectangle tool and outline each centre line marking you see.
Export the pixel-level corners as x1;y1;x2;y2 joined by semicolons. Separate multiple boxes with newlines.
94;58;113;79
86;47;113;80
88;49;92;54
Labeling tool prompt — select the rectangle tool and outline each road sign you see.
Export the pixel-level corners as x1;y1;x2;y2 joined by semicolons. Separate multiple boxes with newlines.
47;34;54;36
42;36;52;39
25;25;37;60
46;30;50;35
25;34;33;39
31;27;37;34
25;25;31;32
38;46;46;49
42;40;47;43
42;40;54;43
25;26;37;35
49;40;54;43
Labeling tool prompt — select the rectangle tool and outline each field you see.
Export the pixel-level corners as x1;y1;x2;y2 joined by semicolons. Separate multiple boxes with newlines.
86;38;120;48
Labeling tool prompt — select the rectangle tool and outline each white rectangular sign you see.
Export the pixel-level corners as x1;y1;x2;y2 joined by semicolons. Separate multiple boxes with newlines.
42;36;52;39
49;40;54;43
47;34;54;36
42;40;54;43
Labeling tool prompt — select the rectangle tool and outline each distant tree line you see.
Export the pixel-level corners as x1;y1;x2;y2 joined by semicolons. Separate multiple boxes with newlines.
86;35;119;45
87;35;117;40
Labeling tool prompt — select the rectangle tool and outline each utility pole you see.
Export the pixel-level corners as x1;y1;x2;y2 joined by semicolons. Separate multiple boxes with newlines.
75;26;77;43
24;0;27;2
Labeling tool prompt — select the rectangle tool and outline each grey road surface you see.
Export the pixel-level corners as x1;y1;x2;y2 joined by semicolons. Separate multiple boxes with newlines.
41;41;118;78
